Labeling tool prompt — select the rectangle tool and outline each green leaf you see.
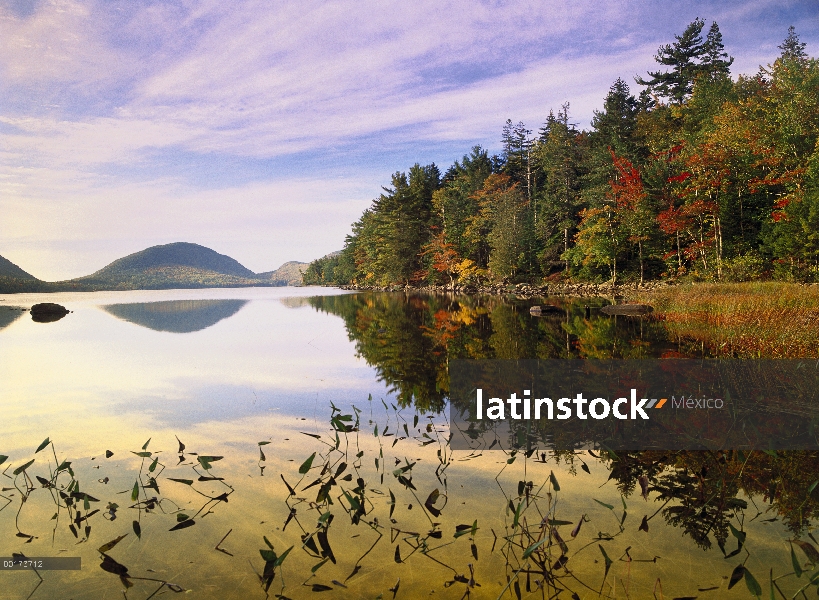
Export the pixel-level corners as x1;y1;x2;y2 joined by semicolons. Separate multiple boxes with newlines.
791;542;803;578
299;452;317;475
176;513;190;523
148;458;158;473
168;478;193;485
599;544;613;578
274;546;293;567
594;499;614;510
197;455;223;470
744;567;762;597
311;557;329;573
131;451;152;458
35;438;50;453
141;438;151;451
522;537;547;559
130;481;139;501
13;459;34;476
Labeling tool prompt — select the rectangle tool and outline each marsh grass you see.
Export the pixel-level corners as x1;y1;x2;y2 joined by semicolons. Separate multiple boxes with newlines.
632;282;819;358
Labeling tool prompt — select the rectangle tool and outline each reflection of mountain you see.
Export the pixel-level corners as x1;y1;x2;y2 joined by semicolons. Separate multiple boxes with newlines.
0;306;25;330
102;299;248;333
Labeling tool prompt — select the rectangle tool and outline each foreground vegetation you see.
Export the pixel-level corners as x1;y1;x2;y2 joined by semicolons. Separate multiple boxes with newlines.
4;405;819;599
306;24;819;288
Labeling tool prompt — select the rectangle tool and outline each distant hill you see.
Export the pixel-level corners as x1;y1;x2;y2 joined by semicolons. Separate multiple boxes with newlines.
256;261;308;286
0;254;37;280
0;243;314;293
75;242;264;290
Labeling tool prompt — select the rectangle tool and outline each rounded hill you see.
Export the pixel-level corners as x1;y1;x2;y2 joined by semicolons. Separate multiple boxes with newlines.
91;243;257;279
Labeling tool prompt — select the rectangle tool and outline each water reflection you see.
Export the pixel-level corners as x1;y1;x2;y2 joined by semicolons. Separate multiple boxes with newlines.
0;306;24;330
308;292;681;411
102;299;248;333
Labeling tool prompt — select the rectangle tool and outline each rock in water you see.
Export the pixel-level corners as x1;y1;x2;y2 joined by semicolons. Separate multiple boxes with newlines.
529;305;561;316
600;304;653;316
30;303;69;323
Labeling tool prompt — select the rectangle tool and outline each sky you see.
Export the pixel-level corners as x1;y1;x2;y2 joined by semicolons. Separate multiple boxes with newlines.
1;0;817;280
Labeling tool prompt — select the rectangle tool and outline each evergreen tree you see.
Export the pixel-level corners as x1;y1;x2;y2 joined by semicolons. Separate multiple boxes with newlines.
636;18;708;102
778;25;807;61
701;22;734;78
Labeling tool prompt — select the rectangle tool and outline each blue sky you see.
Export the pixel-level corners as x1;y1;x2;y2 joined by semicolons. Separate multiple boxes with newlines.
1;0;817;280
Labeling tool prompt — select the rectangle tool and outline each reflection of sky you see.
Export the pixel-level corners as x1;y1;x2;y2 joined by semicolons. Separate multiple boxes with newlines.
0;287;397;454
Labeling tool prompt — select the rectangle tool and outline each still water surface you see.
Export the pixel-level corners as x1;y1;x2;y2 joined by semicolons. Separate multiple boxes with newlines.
0;288;810;599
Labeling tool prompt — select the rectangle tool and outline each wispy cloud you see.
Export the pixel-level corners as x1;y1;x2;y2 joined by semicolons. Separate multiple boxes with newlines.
1;0;815;277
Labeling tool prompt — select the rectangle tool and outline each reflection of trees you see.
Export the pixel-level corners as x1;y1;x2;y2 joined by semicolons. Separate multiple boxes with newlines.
310;291;819;555
309;293;682;410
602;449;819;548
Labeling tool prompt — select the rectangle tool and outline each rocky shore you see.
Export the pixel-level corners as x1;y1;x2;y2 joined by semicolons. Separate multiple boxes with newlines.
339;280;677;299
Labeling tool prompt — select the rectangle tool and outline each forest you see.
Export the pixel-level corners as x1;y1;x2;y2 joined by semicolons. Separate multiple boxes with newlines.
305;22;819;287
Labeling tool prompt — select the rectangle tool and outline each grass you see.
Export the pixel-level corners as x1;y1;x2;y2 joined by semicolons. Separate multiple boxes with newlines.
631;282;819;358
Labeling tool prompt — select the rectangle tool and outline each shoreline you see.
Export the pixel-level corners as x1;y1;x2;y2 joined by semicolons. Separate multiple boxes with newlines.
338;280;678;299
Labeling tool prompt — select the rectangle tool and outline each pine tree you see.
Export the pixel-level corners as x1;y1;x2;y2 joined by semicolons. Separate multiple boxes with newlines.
636;18;708;103
778;26;807;61
701;22;734;78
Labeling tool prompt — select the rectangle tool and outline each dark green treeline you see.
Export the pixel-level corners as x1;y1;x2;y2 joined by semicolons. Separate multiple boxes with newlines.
306;23;819;287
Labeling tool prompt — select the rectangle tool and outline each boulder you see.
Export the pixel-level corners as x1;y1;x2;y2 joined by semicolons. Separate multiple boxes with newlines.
529;305;562;316
30;302;69;323
600;303;653;316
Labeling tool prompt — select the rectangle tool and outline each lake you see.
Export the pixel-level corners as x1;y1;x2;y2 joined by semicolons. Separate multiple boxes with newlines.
0;287;814;599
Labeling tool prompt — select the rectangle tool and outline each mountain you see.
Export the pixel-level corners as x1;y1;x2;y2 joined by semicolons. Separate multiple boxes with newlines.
75;242;264;290
0;254;37;280
256;261;308;286
0;243;315;293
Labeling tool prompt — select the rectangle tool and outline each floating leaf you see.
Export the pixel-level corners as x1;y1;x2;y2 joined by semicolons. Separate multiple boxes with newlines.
132;451;152;458
394;545;402;563
599;545;613;579
35;438;50;453
0;455;7;466
169;519;195;531
728;564;745;590
197;456;223;471
549;471;560;491
786;542;802;581
744;567;762;596
98;534;128;554
13;459;34;476
638;516;649;532
793;539;819;564
299;452;317;475
105;450;113;458
132;520;141;539
311;558;329;573
311;584;333;592
168;478;193;486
